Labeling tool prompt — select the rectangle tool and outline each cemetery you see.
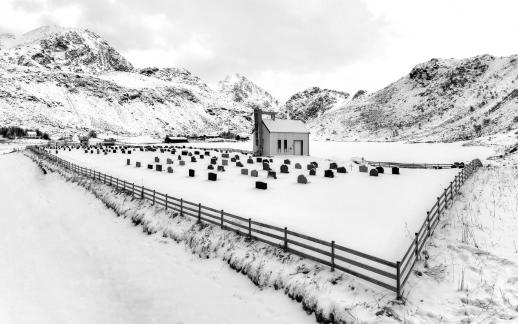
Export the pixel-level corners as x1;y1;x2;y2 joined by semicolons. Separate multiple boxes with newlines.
50;142;461;261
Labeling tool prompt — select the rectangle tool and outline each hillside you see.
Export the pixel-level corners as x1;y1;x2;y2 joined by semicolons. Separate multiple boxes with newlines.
309;55;518;142
0;26;277;137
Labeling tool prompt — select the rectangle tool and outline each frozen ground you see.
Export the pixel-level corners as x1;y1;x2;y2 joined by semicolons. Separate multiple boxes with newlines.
56;144;463;261
0;153;313;324
395;160;518;322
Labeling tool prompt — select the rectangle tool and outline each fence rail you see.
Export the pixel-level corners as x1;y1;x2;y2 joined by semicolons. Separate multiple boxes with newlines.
366;160;464;169
28;145;482;299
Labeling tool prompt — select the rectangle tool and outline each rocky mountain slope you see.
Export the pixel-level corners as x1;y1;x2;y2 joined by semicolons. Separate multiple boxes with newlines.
0;26;277;137
309;55;518;142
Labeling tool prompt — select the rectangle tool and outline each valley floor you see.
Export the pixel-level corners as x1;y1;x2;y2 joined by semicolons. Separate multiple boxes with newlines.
0;152;313;324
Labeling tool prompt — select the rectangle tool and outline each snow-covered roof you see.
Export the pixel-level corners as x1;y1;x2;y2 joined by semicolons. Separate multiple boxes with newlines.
262;119;309;134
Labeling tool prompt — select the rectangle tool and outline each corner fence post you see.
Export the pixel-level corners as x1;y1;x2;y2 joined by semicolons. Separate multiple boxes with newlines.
198;203;201;223
414;232;419;260
396;261;401;299
220;210;224;229
331;240;335;272
284;227;288;252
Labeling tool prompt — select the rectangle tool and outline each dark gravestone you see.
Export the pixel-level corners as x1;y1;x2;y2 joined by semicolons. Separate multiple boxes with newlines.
189;169;195;177
182;151;188;156
147;164;153;169
297;175;308;184
392;167;400;175
236;161;244;167
376;166;384;174
126;159;131;166
280;164;289;173
211;158;217;165
337;167;347;173
178;155;182;160
205;151;210;156
255;181;267;190
199;155;204;160
359;165;368;173
167;158;173;164
267;171;277;179
167;167;174;173
250;170;259;177
262;162;270;171
156;164;162;172
370;169;379;177
136;162;141;168
256;157;262;163
329;162;338;170
284;159;291;165
295;163;302;169
307;164;315;170
217;165;226;172
247;158;254;164
188;152;193;157
191;157;197;162
154;157;160;163
194;151;199;155
160;149;164;153
127;150;132;155
208;165;214;170
241;168;249;175
234;155;240;160
311;162;319;168
309;169;316;176
208;172;217;181
324;170;334;178
179;160;186;166
222;153;230;158
231;158;236;163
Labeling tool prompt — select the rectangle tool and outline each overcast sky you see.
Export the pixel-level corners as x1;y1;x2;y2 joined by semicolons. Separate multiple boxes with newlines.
1;0;518;101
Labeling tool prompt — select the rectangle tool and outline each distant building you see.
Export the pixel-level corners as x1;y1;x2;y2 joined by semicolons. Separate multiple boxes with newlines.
253;108;310;156
25;131;38;139
164;136;189;143
102;138;117;146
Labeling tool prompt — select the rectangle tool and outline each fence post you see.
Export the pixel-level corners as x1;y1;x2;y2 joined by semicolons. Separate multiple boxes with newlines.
248;218;252;238
165;194;168;210
221;210;224;229
153;190;155;205
331;240;335;272
426;211;431;236
116;177;118;189
437;196;441;221
396;261;401;300
443;189;448;209
198;203;201;223
180;198;183;216
414;232;419;260
284;227;288;252
141;186;144;199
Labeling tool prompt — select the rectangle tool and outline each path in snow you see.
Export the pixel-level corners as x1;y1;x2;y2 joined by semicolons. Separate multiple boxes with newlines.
0;153;313;324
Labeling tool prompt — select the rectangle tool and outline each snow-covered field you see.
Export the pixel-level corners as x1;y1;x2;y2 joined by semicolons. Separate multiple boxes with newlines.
0;152;313;324
51;140;492;261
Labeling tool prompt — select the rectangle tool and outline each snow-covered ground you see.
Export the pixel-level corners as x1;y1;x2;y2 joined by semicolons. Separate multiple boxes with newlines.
55;143;471;261
396;162;518;322
0;153;313;324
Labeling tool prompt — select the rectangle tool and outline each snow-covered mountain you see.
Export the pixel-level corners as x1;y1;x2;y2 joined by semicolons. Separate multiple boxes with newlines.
309;55;518;142
280;87;351;121
217;73;279;110
0;26;278;137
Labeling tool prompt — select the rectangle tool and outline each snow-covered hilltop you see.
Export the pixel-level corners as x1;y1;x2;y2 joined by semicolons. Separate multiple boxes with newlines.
280;87;352;121
309;55;518;142
0;26;277;137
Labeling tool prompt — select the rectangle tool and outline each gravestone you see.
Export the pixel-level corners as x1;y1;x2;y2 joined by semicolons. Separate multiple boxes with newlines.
222;159;228;166
262;162;270;171
295;163;302;169
179;160;186;166
126;159;131;166
236;161;244;167
188;152;193;156
267;171;277;179
297;175;308;184
256;157;262;163
211;158;217;165
167;158;173;164
324;169;334;178
147;164;153;169
208;165;214;170
311;162;319;168
359;165;368;173
231;158;236;162
127;150;131;155
250;170;259;177
208;172;217;181
329;162;338;169
247;158;254;164
178;155;182;161
156;164;162;172
284;159;291;165
191;157;197;162
392;167;400;175
205;151;210;156
307;164;315;170
222;153;230;158
154;157;160;163
337;167;347;173
167;167;174;173
136;162;141;168
255;181;267;190
370;169;379;177
376;166;384;174
280;165;289;173
217;165;226;172
182;151;188;156
309;169;316;176
199;155;204;160
189;169;195;177
241;168;249;175
194;151;199;155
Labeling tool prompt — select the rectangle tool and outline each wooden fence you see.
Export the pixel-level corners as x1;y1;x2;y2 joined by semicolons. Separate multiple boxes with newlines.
29;146;482;299
366;160;463;169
